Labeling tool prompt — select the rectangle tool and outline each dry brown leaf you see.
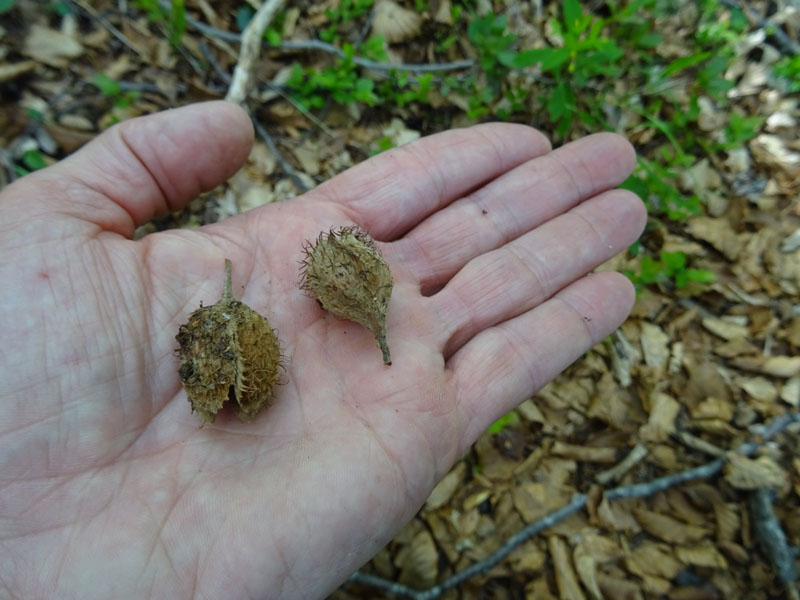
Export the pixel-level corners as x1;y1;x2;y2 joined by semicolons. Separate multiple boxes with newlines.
686;217;741;260
724;452;787;490
702;316;749;340
639;574;671;595
372;0;422;43
596;497;641;533
425;462;466;510
780;377;800;407
714;502;741;544
675;541;729;569
573;544;603;600
633;508;711;543
624;540;683;579
573;530;622;563
597;572;644;600
680;158;722;192
684;361;731;405
23;24;83;67
526;576;558;599
730;355;800;378
588;372;641;431
433;0;453;24
398;530;438;588
740;376;778;406
639;392;680;443
639;322;670;370
508;540;547;572
549;536;586;600
512;481;571;524
0;60;37;83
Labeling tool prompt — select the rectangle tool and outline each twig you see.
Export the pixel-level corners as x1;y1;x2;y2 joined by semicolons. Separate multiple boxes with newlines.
748;488;799;599
180;12;475;73
226;0;287;104
67;0;146;58
250;115;310;193
347;411;800;599
595;443;648;485
200;40;232;84
674;430;725;457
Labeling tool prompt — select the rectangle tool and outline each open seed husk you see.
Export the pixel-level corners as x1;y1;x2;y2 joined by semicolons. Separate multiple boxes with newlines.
176;259;282;423
301;226;394;365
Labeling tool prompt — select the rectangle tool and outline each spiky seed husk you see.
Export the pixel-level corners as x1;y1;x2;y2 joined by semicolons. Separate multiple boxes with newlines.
176;259;282;423
301;226;393;365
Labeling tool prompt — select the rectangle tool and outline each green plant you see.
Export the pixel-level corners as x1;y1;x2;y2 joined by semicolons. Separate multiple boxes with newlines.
488;410;520;435
625;249;715;291
135;0;185;47
287;42;380;109
236;5;284;45
320;0;373;43
16;149;47;176
773;54;800;93
0;0;16;14
91;73;141;109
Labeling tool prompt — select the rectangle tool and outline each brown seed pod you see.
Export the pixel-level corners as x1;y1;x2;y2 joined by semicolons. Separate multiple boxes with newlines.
301;226;394;365
176;259;282;423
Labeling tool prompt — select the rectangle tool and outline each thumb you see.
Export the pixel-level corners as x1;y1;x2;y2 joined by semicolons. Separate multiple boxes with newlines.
1;101;253;238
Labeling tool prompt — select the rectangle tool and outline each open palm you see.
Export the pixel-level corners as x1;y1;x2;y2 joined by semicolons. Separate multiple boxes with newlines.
0;102;645;599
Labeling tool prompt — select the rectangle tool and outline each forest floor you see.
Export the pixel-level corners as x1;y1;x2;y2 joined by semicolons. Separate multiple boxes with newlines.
2;1;800;598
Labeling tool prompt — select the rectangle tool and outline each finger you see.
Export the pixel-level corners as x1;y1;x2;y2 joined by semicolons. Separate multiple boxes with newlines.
6;101;253;237
391;133;636;292
432;189;646;356
313;123;551;241
450;271;635;447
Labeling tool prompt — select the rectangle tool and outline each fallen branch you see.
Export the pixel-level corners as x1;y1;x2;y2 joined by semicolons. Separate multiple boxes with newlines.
178;9;476;74
347;412;800;599
226;0;286;105
250;115;310;193
67;0;145;58
748;488;799;599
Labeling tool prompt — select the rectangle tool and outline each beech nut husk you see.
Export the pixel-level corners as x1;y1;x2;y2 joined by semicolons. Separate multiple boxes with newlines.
176;259;282;423
301;226;393;365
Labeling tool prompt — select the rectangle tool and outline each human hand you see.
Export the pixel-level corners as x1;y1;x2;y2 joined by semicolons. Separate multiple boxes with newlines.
0;102;645;598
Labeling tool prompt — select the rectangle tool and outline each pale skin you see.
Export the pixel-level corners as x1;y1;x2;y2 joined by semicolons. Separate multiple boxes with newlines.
0;102;646;599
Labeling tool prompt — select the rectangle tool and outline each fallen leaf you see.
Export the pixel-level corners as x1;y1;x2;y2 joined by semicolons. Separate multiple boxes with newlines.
724;453;786;490
23;24;83;67
549;536;586;600
633;508;711;543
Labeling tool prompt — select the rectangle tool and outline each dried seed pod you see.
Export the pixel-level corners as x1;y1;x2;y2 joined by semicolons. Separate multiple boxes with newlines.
176;259;282;423
301;226;393;365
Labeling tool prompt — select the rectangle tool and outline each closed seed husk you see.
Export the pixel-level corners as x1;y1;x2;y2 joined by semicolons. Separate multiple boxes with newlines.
301;226;393;365
176;259;282;423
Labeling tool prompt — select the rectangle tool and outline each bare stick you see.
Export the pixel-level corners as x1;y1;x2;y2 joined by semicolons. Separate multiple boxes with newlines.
595;443;648;485
226;0;287;105
748;487;798;597
250;115;310;193
180;12;476;73
67;0;145;58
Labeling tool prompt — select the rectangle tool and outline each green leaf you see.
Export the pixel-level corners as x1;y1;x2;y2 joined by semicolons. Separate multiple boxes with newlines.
687;268;716;284
563;0;583;33
488;410;520;434
663;51;711;77
660;250;686;273
22;149;47;171
0;0;15;14
92;72;122;96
